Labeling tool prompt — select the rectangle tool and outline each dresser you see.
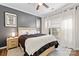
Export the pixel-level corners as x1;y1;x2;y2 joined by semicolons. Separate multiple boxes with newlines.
7;37;18;49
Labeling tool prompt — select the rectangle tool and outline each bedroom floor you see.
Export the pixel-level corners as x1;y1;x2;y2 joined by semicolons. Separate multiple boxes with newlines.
7;46;72;56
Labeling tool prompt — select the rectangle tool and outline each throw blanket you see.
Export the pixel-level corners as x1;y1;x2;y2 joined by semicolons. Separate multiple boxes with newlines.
25;35;57;55
18;34;59;56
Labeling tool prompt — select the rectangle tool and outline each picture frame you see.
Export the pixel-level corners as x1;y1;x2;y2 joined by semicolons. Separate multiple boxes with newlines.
5;12;17;27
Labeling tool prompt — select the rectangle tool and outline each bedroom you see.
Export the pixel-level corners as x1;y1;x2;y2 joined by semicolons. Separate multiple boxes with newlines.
0;3;79;56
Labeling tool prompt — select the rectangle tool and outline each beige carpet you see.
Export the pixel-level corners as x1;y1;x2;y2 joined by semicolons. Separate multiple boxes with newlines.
7;47;71;56
7;47;24;56
49;46;72;56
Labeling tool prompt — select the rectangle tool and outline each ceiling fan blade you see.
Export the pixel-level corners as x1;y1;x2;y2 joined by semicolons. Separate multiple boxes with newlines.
36;5;40;10
43;3;49;8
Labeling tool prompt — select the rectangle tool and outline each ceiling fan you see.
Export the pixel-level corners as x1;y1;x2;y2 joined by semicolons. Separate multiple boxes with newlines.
36;3;49;10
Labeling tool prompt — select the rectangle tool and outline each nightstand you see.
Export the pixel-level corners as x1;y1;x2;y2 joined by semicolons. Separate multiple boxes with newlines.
7;37;18;50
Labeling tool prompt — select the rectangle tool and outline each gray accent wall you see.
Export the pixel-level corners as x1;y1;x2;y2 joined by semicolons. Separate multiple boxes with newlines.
0;5;40;47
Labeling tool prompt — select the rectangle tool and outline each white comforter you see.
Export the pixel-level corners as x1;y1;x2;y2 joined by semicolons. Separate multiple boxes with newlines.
25;35;57;55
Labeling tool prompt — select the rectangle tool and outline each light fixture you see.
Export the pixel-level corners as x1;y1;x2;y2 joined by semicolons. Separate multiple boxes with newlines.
38;3;43;6
37;0;43;6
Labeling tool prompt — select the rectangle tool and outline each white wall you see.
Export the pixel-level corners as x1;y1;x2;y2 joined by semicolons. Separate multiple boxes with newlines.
75;7;79;50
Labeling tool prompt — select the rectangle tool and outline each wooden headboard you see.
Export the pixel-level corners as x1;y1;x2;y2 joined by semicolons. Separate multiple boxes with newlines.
18;27;39;36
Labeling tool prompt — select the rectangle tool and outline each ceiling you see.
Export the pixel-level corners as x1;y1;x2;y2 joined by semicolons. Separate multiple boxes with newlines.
0;3;68;17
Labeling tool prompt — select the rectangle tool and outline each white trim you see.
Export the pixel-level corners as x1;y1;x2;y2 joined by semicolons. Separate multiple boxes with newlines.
0;4;40;17
47;4;79;18
0;46;7;49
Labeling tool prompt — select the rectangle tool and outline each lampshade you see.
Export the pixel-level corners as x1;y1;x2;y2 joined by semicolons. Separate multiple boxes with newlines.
11;32;16;37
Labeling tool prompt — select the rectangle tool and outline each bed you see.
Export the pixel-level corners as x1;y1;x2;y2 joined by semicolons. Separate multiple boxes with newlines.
18;27;59;56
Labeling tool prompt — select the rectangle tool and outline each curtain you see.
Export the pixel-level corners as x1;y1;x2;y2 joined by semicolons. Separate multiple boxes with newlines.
45;9;75;48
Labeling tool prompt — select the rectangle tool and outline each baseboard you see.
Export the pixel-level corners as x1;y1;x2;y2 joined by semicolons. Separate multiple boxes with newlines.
0;46;7;49
73;48;79;50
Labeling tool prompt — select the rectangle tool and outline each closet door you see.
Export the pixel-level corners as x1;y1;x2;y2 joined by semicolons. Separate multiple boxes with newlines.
61;17;72;48
61;9;75;48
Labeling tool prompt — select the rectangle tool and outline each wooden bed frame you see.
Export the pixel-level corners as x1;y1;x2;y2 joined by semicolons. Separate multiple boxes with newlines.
39;46;55;56
19;44;55;56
